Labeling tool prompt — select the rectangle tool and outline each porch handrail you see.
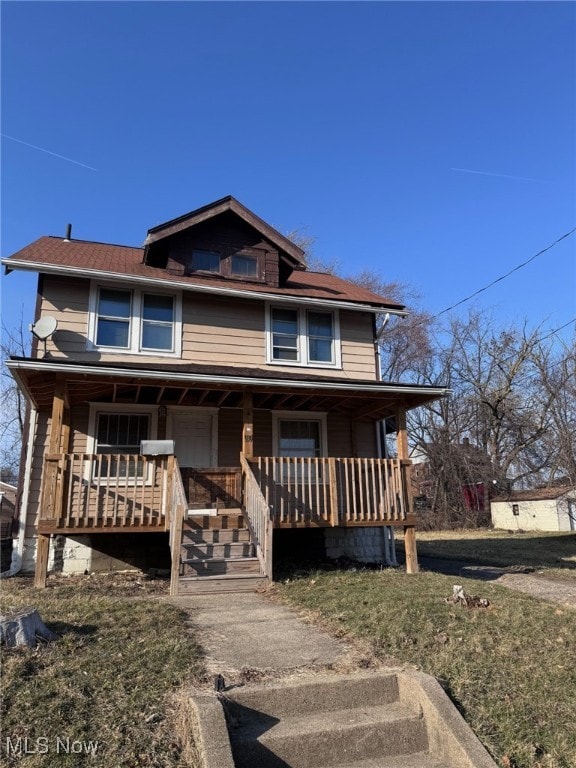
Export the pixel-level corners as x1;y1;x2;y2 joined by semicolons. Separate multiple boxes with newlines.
169;456;187;596
240;453;273;581
252;456;413;527
39;452;168;530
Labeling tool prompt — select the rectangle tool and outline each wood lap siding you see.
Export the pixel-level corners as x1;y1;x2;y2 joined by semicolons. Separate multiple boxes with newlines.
218;409;242;466
37;277;379;380
38;277;91;359
25;411;50;537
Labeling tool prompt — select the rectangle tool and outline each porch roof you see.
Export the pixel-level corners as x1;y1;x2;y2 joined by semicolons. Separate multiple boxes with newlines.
8;357;449;421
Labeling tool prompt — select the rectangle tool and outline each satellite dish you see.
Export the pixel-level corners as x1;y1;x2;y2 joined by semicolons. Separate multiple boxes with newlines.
30;316;58;340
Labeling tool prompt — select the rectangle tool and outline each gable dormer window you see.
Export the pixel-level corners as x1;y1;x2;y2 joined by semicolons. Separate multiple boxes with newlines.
190;249;221;273
230;253;258;278
185;246;265;281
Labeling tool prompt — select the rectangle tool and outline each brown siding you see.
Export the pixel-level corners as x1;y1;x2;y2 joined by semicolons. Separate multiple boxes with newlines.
70;406;90;453
218;409;242;466
25;410;50;537
37;276;378;380
164;217;281;287
327;414;353;457
354;422;378;458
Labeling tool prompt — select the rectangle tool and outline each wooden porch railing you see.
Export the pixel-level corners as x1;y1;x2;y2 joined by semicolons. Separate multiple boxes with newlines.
168;456;187;597
251;457;413;527
240;453;273;580
38;453;169;532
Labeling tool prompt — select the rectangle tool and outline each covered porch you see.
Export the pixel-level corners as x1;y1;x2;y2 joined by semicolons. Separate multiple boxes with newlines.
8;358;447;588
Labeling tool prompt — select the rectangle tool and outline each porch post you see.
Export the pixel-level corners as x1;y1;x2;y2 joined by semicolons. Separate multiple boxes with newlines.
35;377;67;588
396;406;418;574
242;391;254;459
48;377;66;454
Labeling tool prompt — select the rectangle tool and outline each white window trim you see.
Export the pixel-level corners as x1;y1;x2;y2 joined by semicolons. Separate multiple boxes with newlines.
166;407;219;468
87;281;182;358
271;411;328;458
265;303;341;369
86;404;159;485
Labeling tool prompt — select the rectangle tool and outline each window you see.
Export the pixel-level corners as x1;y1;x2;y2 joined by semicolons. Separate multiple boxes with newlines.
141;294;174;351
271;308;300;361
278;420;321;458
96;289;131;348
231;253;258;277
185;247;264;280
96;413;150;455
190;250;221;273
308;311;334;363
89;284;181;357
512;503;520;516
87;406;158;482
267;305;340;368
272;412;328;481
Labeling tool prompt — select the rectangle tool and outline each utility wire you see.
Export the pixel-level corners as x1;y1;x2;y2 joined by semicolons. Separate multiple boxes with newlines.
395;226;576;329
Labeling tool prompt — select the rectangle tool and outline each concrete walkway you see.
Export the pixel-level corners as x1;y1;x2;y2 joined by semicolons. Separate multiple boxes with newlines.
167;593;361;680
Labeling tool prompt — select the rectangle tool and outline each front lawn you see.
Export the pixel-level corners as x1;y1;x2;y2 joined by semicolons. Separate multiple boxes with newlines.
277;568;576;768
0;575;205;768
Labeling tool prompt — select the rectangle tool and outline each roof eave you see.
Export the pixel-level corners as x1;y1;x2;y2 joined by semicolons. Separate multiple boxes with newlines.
6;358;449;404
1;258;409;316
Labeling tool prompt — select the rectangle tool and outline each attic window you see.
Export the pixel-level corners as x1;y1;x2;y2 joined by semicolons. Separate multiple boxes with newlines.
231;253;258;277
190;249;220;273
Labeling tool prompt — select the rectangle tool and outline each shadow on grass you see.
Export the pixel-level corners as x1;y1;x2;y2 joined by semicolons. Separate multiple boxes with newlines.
46;621;99;639
411;532;576;573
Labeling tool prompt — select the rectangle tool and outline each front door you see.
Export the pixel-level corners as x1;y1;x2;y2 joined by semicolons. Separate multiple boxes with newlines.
170;410;216;468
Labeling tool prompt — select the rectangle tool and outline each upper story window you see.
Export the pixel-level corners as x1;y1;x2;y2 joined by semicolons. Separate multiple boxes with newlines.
89;283;182;357
267;305;341;368
230;253;258;278
96;289;131;347
186;247;264;281
190;250;221;273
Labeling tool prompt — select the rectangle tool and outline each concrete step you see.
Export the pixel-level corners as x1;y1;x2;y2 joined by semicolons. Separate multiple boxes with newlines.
181;556;261;577
178;573;268;594
180;541;255;560
229;702;427;768
318;756;452;768
225;673;399;720
181;527;251;544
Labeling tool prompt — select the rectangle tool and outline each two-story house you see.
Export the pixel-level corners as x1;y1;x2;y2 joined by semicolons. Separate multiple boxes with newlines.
3;196;447;593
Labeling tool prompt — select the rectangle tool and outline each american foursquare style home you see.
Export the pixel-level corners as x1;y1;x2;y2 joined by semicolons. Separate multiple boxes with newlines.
4;197;447;594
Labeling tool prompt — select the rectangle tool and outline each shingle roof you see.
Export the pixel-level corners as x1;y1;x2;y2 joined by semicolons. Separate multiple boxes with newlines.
3;236;405;309
492;486;576;502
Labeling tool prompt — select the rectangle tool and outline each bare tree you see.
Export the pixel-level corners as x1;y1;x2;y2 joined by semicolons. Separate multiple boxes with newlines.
1;312;29;483
411;310;574;527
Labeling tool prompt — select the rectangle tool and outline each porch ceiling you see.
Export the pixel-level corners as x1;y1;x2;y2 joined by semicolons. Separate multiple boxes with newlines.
8;358;448;420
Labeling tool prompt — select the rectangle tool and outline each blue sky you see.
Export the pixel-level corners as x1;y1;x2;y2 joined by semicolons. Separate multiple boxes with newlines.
2;1;575;346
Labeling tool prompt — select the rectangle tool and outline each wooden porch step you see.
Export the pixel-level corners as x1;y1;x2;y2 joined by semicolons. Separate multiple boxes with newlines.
184;512;245;530
180;541;255;560
178;573;269;595
181;556;262;577
181;526;251;544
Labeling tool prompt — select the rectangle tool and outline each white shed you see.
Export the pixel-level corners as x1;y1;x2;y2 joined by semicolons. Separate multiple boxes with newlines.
491;486;576;532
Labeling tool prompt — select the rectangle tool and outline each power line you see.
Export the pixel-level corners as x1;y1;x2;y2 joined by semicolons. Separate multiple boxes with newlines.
426;225;576;322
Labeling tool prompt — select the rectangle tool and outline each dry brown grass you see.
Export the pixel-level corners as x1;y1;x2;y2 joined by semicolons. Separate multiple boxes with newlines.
1;574;206;767
277;567;576;768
